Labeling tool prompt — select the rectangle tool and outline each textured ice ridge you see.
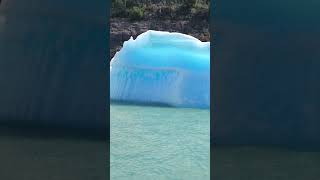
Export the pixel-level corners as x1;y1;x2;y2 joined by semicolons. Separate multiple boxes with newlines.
110;30;210;108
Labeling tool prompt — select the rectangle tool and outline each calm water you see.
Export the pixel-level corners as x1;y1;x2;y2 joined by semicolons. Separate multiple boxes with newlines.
110;104;210;180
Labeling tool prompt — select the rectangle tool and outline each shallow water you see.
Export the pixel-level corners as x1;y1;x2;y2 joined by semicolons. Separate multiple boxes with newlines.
110;104;210;180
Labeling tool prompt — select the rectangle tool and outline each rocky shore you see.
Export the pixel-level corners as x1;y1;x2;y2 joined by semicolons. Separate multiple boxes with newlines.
110;3;210;59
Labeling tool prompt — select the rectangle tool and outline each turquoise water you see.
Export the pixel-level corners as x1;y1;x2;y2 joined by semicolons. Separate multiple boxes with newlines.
110;104;210;180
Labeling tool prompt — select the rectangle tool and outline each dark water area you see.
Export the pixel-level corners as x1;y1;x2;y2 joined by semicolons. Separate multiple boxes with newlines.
213;146;320;180
0;1;109;179
212;0;320;178
0;121;108;180
0;123;106;141
0;128;108;180
212;0;320;147
0;0;109;131
216;0;320;30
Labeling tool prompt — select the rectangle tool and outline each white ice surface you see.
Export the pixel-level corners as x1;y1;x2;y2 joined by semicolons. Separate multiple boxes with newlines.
110;30;210;108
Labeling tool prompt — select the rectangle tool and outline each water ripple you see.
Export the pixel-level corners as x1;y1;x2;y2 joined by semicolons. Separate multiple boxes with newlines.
111;104;210;180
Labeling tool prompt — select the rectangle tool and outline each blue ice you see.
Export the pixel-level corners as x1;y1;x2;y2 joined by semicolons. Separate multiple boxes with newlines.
110;30;210;108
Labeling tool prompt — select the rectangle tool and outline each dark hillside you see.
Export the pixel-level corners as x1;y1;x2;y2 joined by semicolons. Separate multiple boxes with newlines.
110;0;210;59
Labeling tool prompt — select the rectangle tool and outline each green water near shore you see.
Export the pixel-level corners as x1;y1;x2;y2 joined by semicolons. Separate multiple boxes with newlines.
110;104;210;180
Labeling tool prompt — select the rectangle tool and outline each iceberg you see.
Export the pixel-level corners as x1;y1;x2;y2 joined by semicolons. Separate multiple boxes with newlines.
110;30;210;108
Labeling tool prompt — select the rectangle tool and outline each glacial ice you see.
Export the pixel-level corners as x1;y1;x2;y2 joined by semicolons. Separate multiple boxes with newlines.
110;30;210;108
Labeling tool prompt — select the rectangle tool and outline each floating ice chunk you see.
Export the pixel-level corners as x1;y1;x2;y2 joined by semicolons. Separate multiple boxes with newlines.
110;30;210;108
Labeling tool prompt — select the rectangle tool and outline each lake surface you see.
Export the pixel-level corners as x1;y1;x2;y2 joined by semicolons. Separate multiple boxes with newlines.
110;104;210;180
